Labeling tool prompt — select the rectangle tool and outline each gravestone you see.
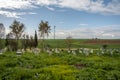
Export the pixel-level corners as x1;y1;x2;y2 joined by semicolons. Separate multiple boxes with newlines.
47;50;52;55
72;50;76;55
16;50;22;55
55;48;60;53
0;50;3;55
68;50;70;53
84;48;90;56
90;49;94;53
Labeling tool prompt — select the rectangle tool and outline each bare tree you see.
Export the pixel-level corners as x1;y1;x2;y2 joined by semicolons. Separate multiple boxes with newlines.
65;36;73;51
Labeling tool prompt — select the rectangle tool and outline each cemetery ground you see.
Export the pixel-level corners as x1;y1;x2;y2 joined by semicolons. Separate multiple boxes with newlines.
0;39;120;80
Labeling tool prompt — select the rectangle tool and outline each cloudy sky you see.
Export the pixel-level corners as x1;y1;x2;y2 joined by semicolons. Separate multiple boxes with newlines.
0;0;120;39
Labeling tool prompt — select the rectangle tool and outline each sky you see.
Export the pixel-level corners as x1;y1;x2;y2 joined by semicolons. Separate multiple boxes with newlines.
0;0;120;39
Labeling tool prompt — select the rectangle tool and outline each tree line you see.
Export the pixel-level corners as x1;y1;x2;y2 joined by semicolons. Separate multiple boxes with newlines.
0;20;51;52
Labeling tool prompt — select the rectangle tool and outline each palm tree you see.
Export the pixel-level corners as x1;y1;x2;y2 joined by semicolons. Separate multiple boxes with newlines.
38;20;51;51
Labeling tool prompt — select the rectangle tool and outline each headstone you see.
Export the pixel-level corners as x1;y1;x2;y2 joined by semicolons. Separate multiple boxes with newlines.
16;50;22;55
48;50;52;55
97;52;99;56
72;50;76;55
32;48;39;54
0;50;3;55
110;51;113;56
84;48;89;56
51;49;54;52
68;50;71;53
90;49;94;53
55;48;60;53
21;49;25;53
101;50;104;54
79;50;82;53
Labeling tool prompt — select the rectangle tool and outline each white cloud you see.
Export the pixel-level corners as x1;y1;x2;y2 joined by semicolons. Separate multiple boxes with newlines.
28;12;37;15
0;0;37;18
102;33;114;37
0;10;37;18
36;0;57;6
0;0;120;18
79;23;88;26
0;10;26;18
48;25;120;39
35;0;120;15
46;6;55;11
0;0;36;10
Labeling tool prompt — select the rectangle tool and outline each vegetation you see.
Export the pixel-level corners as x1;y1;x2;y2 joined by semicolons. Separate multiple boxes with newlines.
34;30;38;48
9;20;25;50
38;20;51;51
0;20;120;80
38;39;120;49
9;20;25;41
0;51;120;80
65;36;73;50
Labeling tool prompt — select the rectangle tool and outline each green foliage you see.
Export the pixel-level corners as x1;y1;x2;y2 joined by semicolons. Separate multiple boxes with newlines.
34;30;38;48
0;39;5;49
9;20;25;40
9;20;25;51
38;39;120;49
65;36;73;50
0;51;120;80
38;20;51;51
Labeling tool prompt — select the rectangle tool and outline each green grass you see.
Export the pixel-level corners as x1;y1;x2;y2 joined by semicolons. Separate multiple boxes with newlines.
0;51;120;80
38;39;120;49
1;39;120;49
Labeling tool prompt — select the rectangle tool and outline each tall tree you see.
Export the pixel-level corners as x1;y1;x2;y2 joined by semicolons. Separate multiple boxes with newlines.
38;21;51;39
9;20;25;50
38;20;51;51
6;32;18;51
10;20;25;41
34;30;38;48
5;34;9;47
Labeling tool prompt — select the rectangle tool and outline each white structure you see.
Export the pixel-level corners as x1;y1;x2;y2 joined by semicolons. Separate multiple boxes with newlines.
16;50;22;55
72;50;76;55
32;48;40;54
0;50;3;55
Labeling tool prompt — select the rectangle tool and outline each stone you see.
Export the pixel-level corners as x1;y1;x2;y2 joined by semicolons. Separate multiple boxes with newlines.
16;50;22;55
72;50;76;55
0;50;3;55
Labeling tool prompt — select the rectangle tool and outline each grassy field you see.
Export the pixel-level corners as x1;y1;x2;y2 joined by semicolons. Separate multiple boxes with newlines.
38;39;120;49
0;52;120;80
1;39;120;49
0;39;120;80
